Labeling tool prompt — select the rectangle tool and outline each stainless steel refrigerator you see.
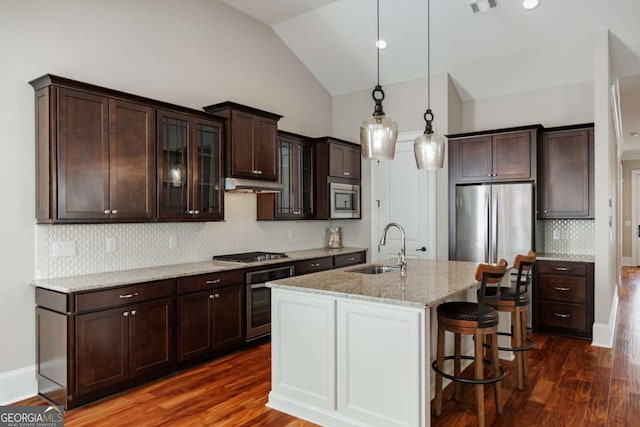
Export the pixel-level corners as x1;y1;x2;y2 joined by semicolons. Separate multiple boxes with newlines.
454;182;534;264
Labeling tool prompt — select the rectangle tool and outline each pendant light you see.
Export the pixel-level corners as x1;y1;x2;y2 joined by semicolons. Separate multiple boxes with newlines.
414;0;445;169
360;0;398;160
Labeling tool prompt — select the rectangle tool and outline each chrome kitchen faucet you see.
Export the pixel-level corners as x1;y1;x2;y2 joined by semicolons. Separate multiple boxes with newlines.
379;222;407;276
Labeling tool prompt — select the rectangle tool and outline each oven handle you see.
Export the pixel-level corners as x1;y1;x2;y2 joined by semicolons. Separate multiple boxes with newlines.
249;283;267;290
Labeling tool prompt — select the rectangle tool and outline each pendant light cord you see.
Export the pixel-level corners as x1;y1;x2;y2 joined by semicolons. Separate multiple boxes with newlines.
377;0;380;86
427;0;431;109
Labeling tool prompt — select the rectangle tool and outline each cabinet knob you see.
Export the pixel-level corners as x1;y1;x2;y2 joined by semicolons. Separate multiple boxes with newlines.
487;174;492;177
293;211;301;215
123;311;129;317
194;210;199;215
344;172;350;176
104;209;111;214
111;209;118;214
209;294;215;299
187;210;195;215
214;294;220;298
544;210;548;214
253;170;263;175
131;310;137;316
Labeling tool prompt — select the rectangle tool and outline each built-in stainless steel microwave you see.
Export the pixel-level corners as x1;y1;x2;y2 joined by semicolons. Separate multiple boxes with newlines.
330;183;360;219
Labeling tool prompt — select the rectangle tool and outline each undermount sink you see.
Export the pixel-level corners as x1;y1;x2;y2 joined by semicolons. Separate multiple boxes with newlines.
349;264;401;275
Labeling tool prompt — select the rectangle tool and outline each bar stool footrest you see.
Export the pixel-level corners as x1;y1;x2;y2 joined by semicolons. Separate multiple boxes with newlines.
432;355;506;385
496;332;535;352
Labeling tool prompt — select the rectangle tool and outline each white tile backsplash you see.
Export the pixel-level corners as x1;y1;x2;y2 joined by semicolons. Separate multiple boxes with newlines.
37;193;352;278
538;219;595;255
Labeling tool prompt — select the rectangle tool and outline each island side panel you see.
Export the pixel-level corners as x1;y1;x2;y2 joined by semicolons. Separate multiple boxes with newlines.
336;299;428;427
270;289;337;410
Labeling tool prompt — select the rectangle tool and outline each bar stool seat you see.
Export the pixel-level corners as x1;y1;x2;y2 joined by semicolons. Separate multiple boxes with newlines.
485;251;536;391
432;259;508;427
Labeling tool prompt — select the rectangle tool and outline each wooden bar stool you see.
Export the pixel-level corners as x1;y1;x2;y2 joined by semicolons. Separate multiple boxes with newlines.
432;259;508;427
485;250;536;391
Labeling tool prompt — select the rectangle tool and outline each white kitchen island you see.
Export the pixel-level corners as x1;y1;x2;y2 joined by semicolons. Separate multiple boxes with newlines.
266;259;479;427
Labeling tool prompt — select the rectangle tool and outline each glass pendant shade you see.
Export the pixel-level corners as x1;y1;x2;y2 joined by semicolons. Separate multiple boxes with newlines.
360;114;398;160
414;131;445;169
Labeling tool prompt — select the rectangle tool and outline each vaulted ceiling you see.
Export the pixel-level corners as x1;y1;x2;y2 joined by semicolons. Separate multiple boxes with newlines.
220;0;640;154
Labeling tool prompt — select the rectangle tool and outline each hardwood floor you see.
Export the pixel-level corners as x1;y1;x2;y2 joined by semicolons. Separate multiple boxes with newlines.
13;268;640;426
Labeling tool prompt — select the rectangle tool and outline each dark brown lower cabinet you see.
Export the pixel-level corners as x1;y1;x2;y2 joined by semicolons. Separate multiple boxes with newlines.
534;260;594;340
177;284;244;362
36;280;176;409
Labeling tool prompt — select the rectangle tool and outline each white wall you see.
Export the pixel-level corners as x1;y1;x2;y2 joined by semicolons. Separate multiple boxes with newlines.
462;80;594;131
0;0;342;401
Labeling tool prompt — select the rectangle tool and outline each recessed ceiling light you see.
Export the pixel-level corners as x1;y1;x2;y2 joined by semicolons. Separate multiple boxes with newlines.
376;39;387;49
631;132;639;137
522;0;540;10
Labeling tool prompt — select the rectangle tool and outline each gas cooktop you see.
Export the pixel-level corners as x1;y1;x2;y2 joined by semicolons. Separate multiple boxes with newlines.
212;251;289;263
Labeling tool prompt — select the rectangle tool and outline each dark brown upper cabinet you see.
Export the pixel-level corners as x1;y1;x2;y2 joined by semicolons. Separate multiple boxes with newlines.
328;139;361;180
203;102;282;181
448;126;540;184
257;131;315;220
30;78;156;222
157;110;224;221
538;124;594;219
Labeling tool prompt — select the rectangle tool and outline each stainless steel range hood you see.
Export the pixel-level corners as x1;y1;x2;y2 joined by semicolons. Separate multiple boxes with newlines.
224;177;283;193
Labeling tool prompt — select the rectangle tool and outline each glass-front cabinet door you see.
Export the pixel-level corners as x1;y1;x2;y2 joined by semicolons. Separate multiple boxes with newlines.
275;134;314;219
158;110;191;220
194;118;223;220
157;111;224;221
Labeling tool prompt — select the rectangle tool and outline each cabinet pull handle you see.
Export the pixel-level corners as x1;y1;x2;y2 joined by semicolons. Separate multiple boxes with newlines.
344;172;350;176
253;170;263;175
553;286;571;291
111;209;118;214
311;263;320;267
293;211;301;215
206;279;221;285
130;310;137;316
214;294;220;298
119;292;138;299
347;257;355;261
555;267;570;271
187;210;195;215
104;209;111;214
209;294;215;299
554;312;570;318
123;311;129;317
194;210;199;215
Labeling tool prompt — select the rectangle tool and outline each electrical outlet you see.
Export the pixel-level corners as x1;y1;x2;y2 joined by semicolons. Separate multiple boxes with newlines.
52;241;76;257
169;235;177;248
106;238;116;253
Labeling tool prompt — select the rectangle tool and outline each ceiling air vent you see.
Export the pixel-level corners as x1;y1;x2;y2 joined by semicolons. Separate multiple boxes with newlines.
468;0;499;14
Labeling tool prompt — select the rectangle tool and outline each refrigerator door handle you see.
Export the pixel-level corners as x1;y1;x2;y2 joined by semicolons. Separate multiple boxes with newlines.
485;190;490;263
492;190;499;264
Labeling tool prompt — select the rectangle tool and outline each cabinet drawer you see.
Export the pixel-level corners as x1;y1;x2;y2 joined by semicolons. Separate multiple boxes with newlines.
537;261;587;276
75;280;175;313
295;257;333;275
177;270;244;295
334;252;365;268
538;275;587;303
538;302;587;332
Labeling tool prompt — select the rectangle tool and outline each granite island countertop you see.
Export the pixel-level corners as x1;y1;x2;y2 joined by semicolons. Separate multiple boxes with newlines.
267;259;480;308
33;247;367;293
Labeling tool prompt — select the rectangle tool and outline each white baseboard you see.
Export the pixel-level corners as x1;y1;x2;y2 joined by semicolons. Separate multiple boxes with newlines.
0;365;38;405
592;288;619;348
622;257;635;266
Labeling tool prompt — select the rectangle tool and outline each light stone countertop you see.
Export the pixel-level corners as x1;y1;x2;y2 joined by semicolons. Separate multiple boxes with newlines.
267;258;480;308
32;247;367;293
536;253;595;263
